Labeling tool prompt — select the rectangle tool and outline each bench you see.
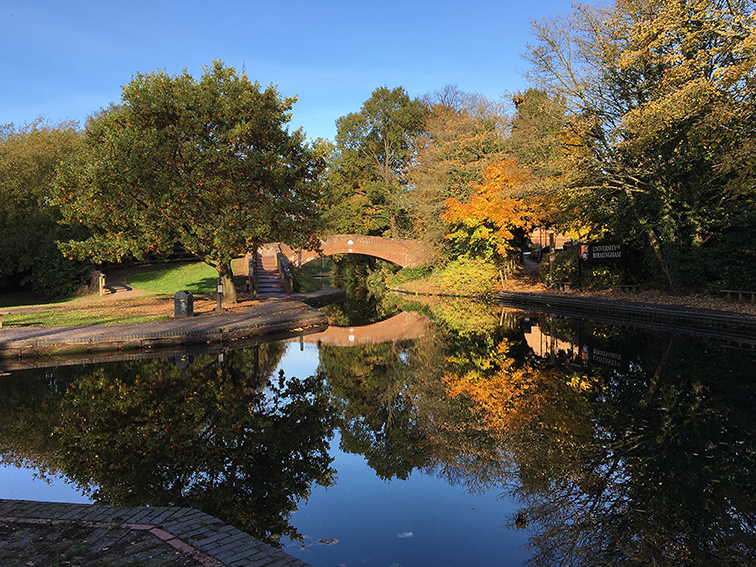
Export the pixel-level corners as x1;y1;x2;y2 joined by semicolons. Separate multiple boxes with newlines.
0;311;10;328
617;284;640;294
553;281;571;292
721;290;756;303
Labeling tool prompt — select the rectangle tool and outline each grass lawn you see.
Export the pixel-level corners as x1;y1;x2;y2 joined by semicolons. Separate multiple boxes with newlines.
0;293;92;309
3;307;171;328
0;262;263;328
127;262;218;295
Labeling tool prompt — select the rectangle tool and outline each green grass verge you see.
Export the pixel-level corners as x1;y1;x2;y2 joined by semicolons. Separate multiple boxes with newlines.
387;263;435;286
291;266;325;292
127;262;218;295
3;309;171;328
0;294;91;309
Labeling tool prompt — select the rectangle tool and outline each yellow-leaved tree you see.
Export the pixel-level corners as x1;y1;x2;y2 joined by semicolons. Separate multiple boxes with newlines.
441;158;545;262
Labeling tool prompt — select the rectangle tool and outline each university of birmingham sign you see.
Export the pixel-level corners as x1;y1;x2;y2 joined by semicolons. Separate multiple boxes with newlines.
580;243;626;263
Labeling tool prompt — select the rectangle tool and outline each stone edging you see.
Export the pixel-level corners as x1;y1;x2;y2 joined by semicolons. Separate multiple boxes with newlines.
0;289;345;359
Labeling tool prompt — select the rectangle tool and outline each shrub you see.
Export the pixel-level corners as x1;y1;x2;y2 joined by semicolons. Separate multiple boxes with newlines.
291;266;322;293
431;256;498;296
538;247;623;290
387;263;436;286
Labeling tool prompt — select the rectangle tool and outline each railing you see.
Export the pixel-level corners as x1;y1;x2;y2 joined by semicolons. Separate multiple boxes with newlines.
275;248;294;293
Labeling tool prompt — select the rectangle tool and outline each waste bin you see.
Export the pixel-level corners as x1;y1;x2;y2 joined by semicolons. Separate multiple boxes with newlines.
174;290;194;318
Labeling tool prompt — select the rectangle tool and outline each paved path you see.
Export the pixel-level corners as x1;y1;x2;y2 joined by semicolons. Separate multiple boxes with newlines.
0;289;344;359
0;499;310;567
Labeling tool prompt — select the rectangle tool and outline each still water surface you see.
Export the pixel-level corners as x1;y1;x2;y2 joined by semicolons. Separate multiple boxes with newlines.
1;295;755;566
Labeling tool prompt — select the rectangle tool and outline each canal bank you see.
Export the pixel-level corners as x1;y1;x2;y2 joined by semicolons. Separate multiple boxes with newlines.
0;289;344;360
494;290;756;343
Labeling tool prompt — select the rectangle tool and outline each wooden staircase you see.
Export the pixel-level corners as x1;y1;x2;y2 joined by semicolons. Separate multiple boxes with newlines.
255;255;286;296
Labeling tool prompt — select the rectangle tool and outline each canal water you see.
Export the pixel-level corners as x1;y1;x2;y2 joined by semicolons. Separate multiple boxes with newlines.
1;294;755;566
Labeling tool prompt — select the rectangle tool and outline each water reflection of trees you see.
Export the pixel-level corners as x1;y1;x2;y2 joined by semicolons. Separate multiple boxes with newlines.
513;333;756;566
320;340;431;479
323;296;756;565
0;344;337;546
4;296;756;563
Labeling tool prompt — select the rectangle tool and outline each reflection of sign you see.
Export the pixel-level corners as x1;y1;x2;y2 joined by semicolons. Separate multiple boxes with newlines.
583;243;625;263
583;344;626;370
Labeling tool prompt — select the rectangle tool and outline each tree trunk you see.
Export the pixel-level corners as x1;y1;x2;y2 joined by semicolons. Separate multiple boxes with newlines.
219;261;237;305
623;188;674;290
644;226;674;291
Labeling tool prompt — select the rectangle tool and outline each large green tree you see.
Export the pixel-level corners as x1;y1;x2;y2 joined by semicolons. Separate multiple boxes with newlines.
407;86;510;242
507;88;567;183
324;86;427;237
524;0;756;290
54;61;324;303
0;120;89;297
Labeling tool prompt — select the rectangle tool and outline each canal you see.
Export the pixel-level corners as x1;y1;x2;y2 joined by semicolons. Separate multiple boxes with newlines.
1;293;755;566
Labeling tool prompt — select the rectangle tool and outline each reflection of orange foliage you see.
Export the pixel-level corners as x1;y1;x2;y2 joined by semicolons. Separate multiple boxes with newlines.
444;341;590;436
441;159;544;256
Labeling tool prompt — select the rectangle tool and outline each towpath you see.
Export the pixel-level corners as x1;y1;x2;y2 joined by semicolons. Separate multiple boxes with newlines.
0;289;344;359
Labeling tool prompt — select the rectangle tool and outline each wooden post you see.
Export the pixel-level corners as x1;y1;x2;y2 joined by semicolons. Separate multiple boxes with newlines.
549;232;556;287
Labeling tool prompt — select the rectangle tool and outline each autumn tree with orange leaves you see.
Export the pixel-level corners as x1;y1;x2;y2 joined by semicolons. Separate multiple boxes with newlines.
441;158;545;262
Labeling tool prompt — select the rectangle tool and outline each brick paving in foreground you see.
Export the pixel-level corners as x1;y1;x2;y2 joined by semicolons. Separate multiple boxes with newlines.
0;499;311;567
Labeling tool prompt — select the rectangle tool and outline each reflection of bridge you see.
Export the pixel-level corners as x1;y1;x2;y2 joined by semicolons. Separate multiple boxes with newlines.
279;234;433;268
294;311;431;347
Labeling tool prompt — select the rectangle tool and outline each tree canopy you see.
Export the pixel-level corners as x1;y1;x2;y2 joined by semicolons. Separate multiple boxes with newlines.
407;86;510;242
523;0;756;289
54;60;324;302
323;86;427;237
0;120;88;297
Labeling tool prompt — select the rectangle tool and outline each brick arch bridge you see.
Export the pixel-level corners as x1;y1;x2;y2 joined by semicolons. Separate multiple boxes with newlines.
278;234;433;268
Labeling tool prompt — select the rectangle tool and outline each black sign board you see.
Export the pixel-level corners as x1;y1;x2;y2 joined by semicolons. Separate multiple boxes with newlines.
580;242;626;264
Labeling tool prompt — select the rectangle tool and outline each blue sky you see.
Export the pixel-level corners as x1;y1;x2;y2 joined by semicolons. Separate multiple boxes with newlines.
1;0;577;141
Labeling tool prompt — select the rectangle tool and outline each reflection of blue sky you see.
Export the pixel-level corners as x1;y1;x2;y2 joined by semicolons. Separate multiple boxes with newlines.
277;340;322;378
277;342;530;566
282;431;530;567
0;463;90;503
0;340;530;565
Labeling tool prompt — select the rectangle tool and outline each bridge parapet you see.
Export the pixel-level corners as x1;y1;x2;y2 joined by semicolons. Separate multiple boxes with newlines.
279;234;433;268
